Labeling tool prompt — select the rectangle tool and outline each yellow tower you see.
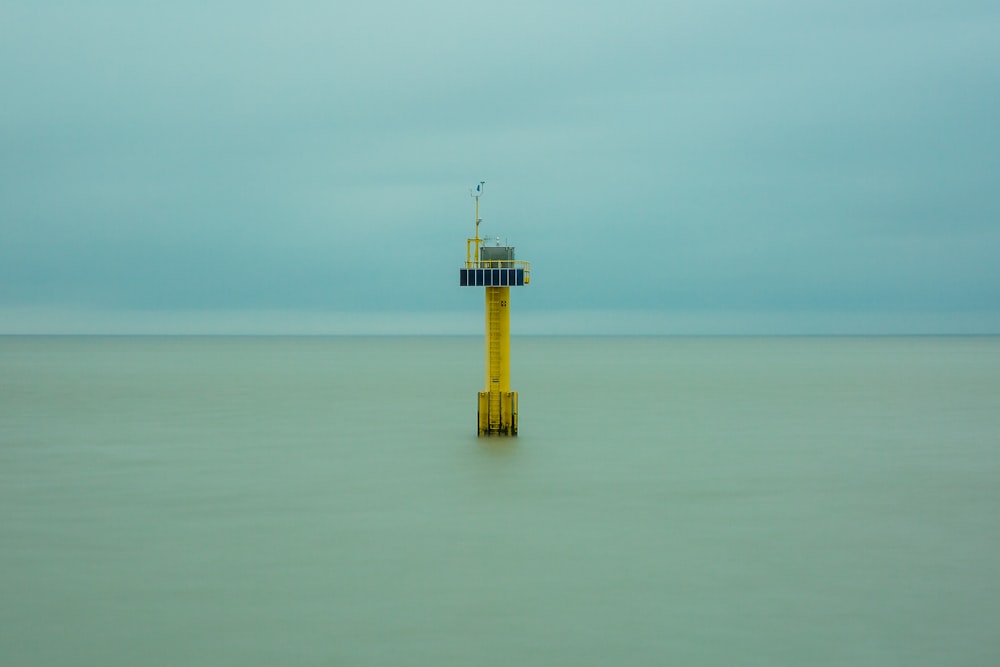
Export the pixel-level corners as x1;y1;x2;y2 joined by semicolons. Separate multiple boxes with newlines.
460;182;530;436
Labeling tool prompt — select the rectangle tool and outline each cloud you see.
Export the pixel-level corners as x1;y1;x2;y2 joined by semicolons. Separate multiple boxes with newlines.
1;1;998;333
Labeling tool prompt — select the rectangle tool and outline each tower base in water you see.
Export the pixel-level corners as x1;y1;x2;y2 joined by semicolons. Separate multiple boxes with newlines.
478;391;518;436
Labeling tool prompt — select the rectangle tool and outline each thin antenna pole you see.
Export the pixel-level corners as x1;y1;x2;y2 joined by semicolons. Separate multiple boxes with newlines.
472;181;485;267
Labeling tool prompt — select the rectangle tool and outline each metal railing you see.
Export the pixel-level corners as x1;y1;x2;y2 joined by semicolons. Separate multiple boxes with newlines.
463;259;531;284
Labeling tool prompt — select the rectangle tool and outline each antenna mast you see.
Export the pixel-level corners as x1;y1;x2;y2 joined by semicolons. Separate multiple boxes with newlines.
468;180;486;267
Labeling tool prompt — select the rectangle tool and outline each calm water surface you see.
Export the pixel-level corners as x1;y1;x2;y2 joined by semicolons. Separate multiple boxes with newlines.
2;336;999;665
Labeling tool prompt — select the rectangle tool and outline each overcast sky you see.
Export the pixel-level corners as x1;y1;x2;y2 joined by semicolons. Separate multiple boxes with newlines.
2;0;998;334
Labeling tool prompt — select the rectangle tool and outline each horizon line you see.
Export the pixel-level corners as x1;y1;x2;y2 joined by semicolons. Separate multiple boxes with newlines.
2;307;998;337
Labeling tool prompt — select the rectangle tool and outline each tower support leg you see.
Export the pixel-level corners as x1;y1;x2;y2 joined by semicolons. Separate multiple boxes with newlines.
478;391;518;436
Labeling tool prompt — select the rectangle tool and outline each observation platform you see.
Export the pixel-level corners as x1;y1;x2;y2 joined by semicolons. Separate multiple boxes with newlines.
459;245;531;287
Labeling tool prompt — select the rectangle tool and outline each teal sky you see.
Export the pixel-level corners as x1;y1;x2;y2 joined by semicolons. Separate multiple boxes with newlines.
2;1;998;334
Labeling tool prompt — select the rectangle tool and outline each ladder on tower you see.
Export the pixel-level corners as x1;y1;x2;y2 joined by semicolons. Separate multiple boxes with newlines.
488;292;502;429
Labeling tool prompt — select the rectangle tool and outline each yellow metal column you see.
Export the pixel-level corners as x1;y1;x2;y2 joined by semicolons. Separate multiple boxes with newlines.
479;285;517;435
485;286;510;392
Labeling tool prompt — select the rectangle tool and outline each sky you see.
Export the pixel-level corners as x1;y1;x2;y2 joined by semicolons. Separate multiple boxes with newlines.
2;0;998;334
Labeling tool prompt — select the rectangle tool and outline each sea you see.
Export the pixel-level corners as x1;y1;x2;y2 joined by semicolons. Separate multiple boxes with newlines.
1;335;998;666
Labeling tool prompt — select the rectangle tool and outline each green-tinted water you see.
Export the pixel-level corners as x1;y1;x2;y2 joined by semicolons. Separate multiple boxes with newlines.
2;336;999;665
